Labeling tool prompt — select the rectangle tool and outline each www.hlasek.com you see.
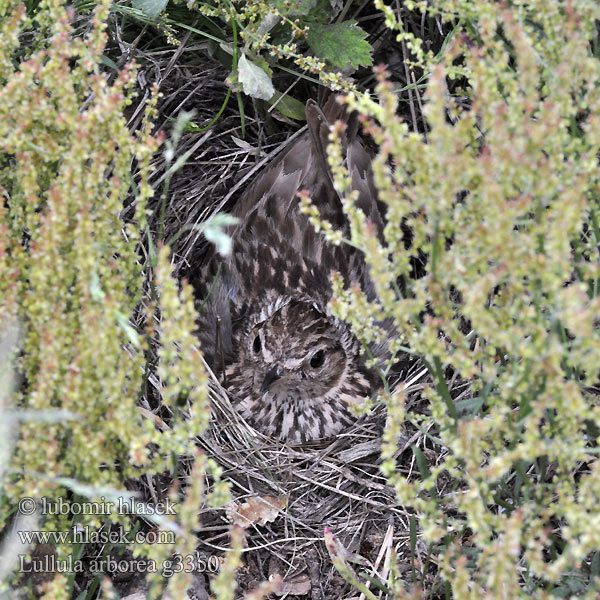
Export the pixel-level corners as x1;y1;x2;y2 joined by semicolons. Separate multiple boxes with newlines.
19;553;221;577
17;526;175;546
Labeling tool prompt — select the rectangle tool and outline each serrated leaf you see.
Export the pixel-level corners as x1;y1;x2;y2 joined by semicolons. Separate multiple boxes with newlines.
131;0;168;20
306;20;373;70
237;53;274;101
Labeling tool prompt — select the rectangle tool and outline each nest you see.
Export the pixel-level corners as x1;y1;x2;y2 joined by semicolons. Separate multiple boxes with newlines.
194;362;432;587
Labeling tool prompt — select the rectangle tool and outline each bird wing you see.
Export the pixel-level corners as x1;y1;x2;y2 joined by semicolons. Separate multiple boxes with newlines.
193;96;390;368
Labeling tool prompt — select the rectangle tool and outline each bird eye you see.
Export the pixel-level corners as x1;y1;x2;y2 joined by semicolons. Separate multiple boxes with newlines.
252;335;261;354
310;350;324;369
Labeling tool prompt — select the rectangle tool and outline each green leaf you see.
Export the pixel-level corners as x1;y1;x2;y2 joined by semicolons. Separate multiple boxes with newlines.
131;0;168;20
100;55;118;71
454;395;484;416
269;91;306;121
2;409;81;424
237;53;274;100
90;268;105;301
306;20;373;70
412;446;431;479
203;214;238;256
256;10;280;35
269;0;316;17
324;528;378;600
116;312;141;349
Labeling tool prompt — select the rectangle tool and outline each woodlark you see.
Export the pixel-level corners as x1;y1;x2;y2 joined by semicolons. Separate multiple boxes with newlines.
193;96;391;444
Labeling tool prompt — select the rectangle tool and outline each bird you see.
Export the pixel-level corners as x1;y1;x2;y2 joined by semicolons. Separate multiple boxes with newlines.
192;95;391;445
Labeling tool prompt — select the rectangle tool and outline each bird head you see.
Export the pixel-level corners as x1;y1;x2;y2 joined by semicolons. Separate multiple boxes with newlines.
226;300;375;443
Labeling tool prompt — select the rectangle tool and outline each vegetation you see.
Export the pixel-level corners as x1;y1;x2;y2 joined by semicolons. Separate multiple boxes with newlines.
1;0;600;597
0;0;229;597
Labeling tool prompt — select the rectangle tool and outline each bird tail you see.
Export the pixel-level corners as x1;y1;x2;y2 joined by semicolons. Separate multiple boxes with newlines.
305;95;359;174
306;95;385;240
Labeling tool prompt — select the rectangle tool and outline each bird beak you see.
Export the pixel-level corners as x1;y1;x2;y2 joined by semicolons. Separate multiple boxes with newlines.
260;363;283;393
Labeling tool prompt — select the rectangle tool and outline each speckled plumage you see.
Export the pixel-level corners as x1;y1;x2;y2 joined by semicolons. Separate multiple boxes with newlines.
193;96;389;444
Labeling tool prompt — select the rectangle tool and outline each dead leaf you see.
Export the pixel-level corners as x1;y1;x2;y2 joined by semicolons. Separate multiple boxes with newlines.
226;495;287;528
275;573;311;596
268;556;311;597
